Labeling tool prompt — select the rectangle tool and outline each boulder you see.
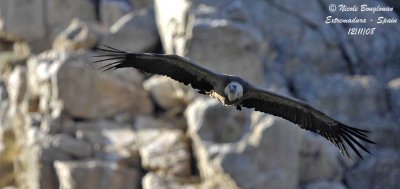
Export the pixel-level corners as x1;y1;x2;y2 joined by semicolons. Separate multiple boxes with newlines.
52;19;101;51
186;98;302;189
304;181;347;189
0;81;8;124
186;98;251;144
15;128;72;189
298;133;344;184
102;9;159;52
154;0;190;55
100;0;132;28
0;67;28;188
143;75;195;115
243;0;400;82
345;150;400;189
135;116;192;177
222;115;302;189
27;50;152;119
293;74;387;125
142;173;201;189
0;0;46;48
51;134;93;158
46;0;97;42
131;0;154;10
63;120;141;167
0;39;31;75
54;160;141;189
154;0;265;84
187;20;264;84
0;126;16;188
366;118;400;151
388;78;400;121
6;67;27;115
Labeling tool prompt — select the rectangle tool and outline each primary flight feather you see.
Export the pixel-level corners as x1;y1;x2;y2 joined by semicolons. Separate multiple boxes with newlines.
93;45;375;159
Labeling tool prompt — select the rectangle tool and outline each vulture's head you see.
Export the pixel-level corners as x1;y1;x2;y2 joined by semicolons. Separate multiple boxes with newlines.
224;82;243;101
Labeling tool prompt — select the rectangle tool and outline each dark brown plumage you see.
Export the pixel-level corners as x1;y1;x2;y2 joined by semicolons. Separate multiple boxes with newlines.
92;45;375;159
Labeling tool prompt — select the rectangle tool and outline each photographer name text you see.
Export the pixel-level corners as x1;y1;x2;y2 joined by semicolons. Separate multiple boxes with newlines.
326;4;397;36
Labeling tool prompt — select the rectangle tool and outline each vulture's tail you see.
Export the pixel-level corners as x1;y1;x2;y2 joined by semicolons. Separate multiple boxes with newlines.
92;45;133;71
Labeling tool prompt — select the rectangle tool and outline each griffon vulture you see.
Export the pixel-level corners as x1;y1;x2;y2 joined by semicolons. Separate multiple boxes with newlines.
92;45;375;159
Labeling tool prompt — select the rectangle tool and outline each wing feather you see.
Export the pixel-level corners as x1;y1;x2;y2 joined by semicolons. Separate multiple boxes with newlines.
92;45;222;93
240;88;375;159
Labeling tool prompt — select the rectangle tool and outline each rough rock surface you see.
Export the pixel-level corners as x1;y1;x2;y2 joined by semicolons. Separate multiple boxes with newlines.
144;75;195;115
135;116;192;177
55;160;141;189
155;0;265;85
52;19;100;51
100;0;132;28
46;0;97;41
186;98;302;189
299;133;344;184
293;74;387;125
51;134;93;158
304;181;347;189
102;9;159;52
0;0;46;47
27;50;153;119
388;78;400;121
345;150;400;189
186;98;251;144
1;0;400;189
0;0;97;50
142;173;201;189
131;0;154;10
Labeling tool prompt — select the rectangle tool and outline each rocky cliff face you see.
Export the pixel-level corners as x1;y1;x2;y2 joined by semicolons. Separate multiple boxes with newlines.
1;0;399;189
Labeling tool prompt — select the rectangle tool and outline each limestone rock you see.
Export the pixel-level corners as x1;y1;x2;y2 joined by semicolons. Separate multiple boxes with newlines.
63;120;141;167
142;173;201;189
51;134;93;158
6;67;27;115
144;75;195;115
294;74;387;125
186;98;251;144
242;0;400;82
154;0;190;55
15;128;72;189
100;0;132;28
131;0;154;10
299;133;344;184
368;120;400;151
185;98;249;188
0;82;8;126
0;0;46;48
27;50;152;119
304;181;347;189
186;97;302;189
54;160;141;189
188;20;264;85
345;150;400;189
0;126;16;188
135;116;192;177
46;0;97;42
52;19;101;51
388;78;400;121
0;40;31;74
154;0;265;84
102;9;158;52
223;115;302;189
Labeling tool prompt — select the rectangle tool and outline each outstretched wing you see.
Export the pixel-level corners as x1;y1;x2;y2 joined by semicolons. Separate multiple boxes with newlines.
92;45;222;93
240;88;375;159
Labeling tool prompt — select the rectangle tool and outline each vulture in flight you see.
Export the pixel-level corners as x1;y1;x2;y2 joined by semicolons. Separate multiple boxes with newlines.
93;45;375;159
